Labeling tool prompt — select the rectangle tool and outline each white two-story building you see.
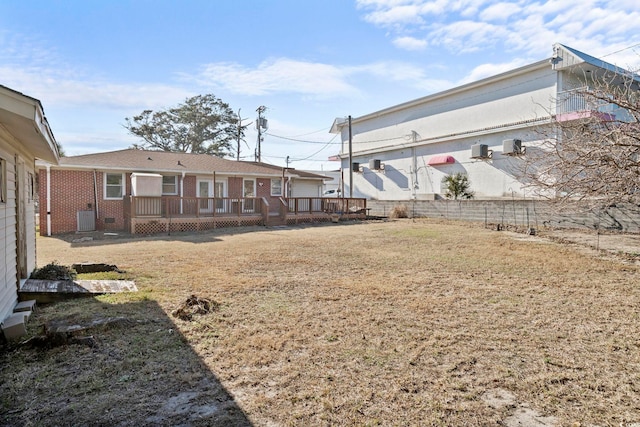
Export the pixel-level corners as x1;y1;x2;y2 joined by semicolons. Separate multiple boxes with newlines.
330;43;628;201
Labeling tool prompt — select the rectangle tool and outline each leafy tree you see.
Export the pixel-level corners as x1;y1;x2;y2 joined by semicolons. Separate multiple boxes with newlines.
520;69;640;209
442;173;474;200
124;94;241;157
56;141;65;157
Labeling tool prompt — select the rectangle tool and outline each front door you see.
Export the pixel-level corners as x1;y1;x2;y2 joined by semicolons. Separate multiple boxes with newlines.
197;179;213;213
243;179;255;212
214;181;225;212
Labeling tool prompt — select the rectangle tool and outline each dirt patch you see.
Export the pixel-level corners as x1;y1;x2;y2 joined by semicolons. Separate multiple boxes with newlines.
482;389;558;426
172;295;220;321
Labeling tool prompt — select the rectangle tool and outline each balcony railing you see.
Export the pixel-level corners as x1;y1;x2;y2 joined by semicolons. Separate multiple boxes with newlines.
556;87;610;114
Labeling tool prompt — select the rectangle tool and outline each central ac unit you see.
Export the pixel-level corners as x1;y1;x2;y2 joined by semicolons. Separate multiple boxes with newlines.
471;143;490;159
503;139;522;155
369;159;381;170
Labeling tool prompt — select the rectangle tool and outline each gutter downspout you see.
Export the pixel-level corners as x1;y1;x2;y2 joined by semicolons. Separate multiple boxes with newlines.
46;164;51;236
180;171;185;214
411;131;418;200
93;170;99;221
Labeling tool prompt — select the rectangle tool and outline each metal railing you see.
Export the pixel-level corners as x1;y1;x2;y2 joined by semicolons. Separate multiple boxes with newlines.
556;87;609;114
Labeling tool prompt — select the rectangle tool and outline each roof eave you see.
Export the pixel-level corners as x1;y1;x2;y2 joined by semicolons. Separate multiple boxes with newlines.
0;86;59;163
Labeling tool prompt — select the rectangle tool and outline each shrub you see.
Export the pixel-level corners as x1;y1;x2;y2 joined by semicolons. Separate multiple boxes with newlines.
389;204;409;218
30;261;77;281
442;173;475;200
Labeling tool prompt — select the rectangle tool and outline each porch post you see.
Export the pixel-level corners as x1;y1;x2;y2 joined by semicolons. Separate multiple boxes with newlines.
46;164;51;236
180;171;185;214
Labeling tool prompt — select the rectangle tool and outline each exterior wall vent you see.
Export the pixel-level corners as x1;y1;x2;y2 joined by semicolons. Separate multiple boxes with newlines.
503;139;522;155
77;210;96;232
471;144;490;159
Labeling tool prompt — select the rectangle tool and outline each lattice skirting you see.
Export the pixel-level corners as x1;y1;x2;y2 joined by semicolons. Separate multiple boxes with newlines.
286;215;332;225
131;216;263;234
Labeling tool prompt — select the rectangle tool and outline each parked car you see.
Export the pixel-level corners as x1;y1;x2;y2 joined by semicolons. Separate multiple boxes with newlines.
322;189;342;198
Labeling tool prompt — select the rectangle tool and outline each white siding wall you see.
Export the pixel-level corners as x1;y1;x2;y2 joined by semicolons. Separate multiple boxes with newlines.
0;139;18;321
342;65;557;156
290;179;322;198
0;125;38;322
345;129;549;200
25;165;37;276
339;64;560;200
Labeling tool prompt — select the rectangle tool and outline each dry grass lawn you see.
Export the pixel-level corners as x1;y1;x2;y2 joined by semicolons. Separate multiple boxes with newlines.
1;219;639;426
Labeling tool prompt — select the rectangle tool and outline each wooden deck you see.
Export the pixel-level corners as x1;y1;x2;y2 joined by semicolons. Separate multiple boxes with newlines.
125;195;367;234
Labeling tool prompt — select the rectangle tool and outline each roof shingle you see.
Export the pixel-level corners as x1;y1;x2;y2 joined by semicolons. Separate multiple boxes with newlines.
55;149;326;179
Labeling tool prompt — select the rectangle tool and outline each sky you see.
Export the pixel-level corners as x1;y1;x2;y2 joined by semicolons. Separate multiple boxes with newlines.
1;0;640;171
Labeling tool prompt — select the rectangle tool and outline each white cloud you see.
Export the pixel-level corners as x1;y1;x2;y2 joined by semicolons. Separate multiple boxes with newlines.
356;0;640;65
430;20;509;53
459;59;530;84
0;66;192;109
479;2;521;21
393;36;428;50
187;58;450;98
190;59;358;97
362;4;425;26
0;33;192;111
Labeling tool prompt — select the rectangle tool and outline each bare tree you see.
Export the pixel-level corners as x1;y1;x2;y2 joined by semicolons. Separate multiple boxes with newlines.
520;69;640;210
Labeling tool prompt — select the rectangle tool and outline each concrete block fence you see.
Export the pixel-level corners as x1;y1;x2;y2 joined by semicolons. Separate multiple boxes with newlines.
367;199;640;233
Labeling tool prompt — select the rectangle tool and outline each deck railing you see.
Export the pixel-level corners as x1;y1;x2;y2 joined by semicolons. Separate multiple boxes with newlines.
124;196;367;229
286;197;367;215
126;196;264;218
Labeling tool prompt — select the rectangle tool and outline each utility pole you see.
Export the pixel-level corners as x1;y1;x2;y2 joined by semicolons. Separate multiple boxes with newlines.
235;109;252;161
256;106;267;162
348;115;353;198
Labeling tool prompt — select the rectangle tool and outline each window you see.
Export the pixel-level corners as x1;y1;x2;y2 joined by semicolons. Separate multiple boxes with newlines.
104;173;124;199
162;175;178;195
271;178;282;196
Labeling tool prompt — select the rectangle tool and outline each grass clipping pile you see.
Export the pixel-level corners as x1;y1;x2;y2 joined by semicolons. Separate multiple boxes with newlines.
172;295;220;321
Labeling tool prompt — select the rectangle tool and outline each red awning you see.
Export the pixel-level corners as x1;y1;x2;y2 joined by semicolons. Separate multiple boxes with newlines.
427;155;455;165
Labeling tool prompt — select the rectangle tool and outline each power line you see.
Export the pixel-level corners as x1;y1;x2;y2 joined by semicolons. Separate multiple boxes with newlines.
602;42;640;58
288;126;332;137
266;131;408;145
265;132;340;144
262;154;333;163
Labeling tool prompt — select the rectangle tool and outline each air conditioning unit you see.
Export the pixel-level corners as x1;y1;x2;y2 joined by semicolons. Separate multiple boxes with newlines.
503;139;522;155
369;159;381;170
471;143;490;159
352;162;360;172
77;210;96;232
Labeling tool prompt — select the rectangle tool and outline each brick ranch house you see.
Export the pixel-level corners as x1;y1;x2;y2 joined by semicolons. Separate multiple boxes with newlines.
37;149;365;235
